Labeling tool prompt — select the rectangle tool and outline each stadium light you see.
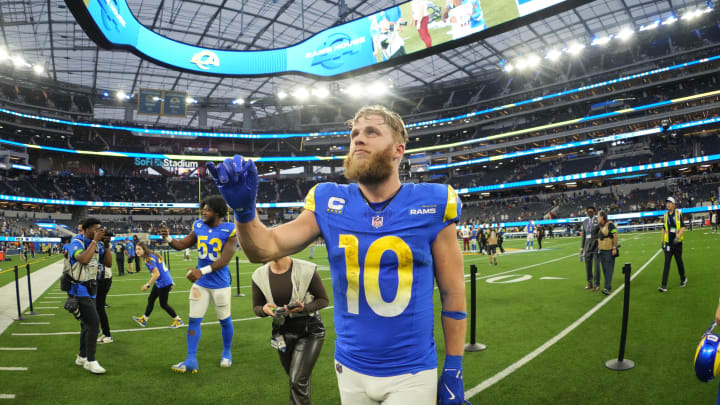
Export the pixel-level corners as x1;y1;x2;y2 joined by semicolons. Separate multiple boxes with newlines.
293;88;310;101
616;28;635;41
591;36;612;46
503;63;514;72
639;20;661;31
368;82;388;95
32;64;44;74
566;42;585;55
663;15;678;24
232;98;244;105
344;84;364;97
277;91;288;100
312;87;329;98
186;97;197;104
116;91;127;100
545;49;562;61
11;55;28;68
0;48;8;61
526;54;541;68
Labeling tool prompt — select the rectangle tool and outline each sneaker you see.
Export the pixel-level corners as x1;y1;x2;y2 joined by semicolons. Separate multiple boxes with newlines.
601;289;611;295
592;286;599;292
170;318;184;329
83;360;106;374
220;357;232;368
97;335;114;344
681;278;688;287
584;283;593;290
494;258;498;266
75;355;87;366
658;286;668;292
171;360;199;374
132;315;147;327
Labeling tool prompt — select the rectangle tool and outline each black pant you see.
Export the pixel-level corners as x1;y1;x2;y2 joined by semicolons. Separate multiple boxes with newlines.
537;237;543;249
277;316;325;405
116;258;125;276
498;239;505;253
661;242;686;287
78;297;99;361
95;278;112;336
135;256;141;274
144;285;177;318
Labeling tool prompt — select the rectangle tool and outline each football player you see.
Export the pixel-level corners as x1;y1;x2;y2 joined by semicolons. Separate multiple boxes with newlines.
162;195;237;374
207;105;470;404
525;220;535;250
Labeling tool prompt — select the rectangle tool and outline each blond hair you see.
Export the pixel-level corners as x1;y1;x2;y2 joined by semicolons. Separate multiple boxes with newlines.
347;105;409;144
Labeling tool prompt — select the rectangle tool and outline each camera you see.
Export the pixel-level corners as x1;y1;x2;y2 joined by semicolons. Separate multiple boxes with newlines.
64;296;81;320
274;302;300;317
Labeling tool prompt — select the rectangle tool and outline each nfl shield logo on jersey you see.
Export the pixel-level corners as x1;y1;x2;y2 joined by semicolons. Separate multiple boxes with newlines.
372;215;384;229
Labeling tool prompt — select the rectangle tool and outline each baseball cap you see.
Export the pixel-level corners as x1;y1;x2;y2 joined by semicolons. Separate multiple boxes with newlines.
666;196;676;204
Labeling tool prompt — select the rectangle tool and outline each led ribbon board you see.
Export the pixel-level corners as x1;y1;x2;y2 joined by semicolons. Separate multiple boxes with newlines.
66;0;585;78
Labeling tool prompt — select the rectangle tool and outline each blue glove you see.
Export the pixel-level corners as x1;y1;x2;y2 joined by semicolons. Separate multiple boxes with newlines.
438;356;471;405
206;155;258;223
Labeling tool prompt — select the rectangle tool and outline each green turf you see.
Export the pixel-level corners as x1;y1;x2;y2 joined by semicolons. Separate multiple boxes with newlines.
483;0;520;29
0;254;63;289
1;230;719;403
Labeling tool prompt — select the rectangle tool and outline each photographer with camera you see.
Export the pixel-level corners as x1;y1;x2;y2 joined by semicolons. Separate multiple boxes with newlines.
596;211;618;295
252;256;328;405
659;196;688;292
66;218;112;374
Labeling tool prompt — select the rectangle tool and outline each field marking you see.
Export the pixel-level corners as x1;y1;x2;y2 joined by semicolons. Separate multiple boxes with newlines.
0;367;27;371
475;254;577;281
19;322;49;325
23;314;54;317
0;347;36;351
0;394;15;399
33;307;58;309
12;306;336;337
465;249;662;399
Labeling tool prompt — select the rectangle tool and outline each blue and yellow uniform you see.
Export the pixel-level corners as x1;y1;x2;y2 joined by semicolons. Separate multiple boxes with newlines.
304;182;461;376
145;254;173;288
192;219;236;289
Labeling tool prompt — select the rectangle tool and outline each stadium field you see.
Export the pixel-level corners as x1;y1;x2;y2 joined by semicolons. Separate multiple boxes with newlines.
483;0;520;29
0;254;63;289
0;229;718;403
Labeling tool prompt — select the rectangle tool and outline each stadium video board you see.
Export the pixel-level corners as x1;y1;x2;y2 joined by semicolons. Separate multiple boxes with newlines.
67;0;589;78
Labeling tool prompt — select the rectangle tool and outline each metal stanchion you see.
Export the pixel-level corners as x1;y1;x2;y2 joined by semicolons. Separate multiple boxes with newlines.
13;266;27;321
465;264;486;352
606;263;635;370
233;256;245;297
25;263;37;315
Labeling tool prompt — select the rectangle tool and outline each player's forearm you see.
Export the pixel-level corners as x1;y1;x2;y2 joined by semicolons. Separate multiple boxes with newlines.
234;217;282;262
440;289;467;356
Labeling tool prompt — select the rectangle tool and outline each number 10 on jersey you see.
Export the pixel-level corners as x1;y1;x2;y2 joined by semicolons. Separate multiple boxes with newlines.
339;234;414;317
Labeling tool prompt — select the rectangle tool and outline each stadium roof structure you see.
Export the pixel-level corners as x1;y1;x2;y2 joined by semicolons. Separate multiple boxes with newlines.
0;0;712;128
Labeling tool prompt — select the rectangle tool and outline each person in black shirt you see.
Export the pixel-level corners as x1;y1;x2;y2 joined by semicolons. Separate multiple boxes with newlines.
597;211;618;295
114;241;125;277
659;196;687;292
252;256;329;405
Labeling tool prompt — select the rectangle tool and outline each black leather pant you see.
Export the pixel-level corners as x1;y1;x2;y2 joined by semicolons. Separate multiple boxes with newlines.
276;315;325;405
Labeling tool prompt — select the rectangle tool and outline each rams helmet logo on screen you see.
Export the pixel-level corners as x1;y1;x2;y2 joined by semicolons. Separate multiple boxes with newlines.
694;322;720;382
191;50;220;70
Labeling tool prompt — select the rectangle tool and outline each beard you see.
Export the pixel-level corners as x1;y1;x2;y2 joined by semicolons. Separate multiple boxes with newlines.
203;213;219;226
343;143;396;185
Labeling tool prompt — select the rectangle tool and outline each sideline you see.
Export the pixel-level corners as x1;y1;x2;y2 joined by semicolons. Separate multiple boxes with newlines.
465;249;662;399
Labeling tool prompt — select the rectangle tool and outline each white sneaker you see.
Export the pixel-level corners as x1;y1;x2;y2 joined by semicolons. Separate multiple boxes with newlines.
220;358;232;368
83;360;106;374
97;335;114;344
75;355;87;366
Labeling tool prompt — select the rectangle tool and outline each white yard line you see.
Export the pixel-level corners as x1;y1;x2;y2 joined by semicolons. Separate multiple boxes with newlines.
0;368;27;371
465;249;662;399
0;348;36;351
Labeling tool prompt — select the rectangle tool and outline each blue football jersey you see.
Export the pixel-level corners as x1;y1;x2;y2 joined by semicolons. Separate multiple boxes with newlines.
146;253;174;288
304;182;461;376
125;241;135;257
193;219;236;289
527;223;535;234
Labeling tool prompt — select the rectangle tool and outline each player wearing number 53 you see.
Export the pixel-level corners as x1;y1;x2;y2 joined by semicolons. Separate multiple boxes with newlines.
161;196;238;374
207;105;470;405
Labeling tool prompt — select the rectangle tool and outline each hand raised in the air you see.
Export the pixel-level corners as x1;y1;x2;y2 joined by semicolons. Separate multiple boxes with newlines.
206;155;259;223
